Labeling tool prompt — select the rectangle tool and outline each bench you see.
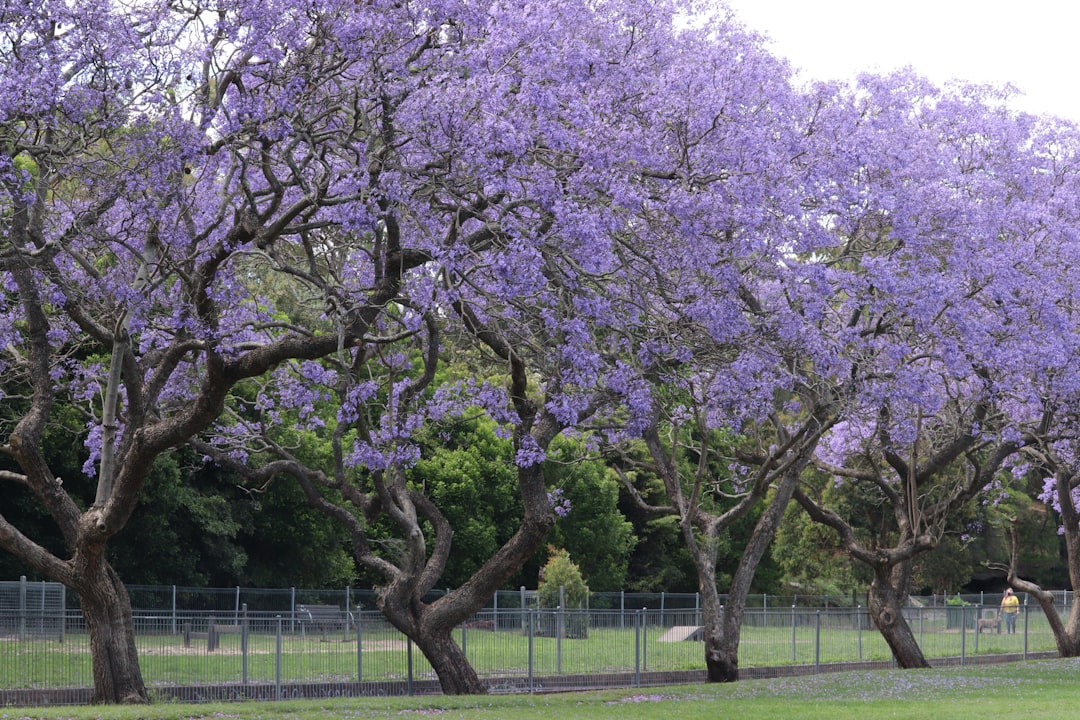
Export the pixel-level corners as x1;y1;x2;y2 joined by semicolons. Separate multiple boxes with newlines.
183;619;242;651
296;604;352;641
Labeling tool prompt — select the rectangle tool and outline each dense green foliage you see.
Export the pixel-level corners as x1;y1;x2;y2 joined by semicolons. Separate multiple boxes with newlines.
0;336;1057;598
537;547;589;608
2;404;1060;596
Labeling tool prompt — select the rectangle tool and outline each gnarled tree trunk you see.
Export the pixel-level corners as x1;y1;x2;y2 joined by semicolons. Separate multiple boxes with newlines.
866;564;929;669
684;537;733;682
700;587;736;683
75;563;148;704
413;629;483;695
284;411;561;695
372;491;555;695
1005;515;1080;656
379;602;485;694
700;459;807;682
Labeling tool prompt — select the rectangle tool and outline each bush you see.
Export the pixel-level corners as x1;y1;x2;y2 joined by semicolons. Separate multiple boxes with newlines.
538;548;589;608
537;548;589;638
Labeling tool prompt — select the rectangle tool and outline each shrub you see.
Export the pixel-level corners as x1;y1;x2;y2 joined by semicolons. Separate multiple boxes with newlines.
537;548;589;638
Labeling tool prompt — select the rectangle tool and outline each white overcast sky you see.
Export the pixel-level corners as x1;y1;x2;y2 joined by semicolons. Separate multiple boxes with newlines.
721;0;1080;121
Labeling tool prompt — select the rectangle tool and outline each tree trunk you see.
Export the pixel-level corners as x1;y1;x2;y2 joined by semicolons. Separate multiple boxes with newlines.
412;625;485;694
698;458;807;683
377;592;487;695
1056;609;1080;657
1007;517;1080;657
867;572;930;669
1054;594;1080;657
703;624;738;683
692;577;735;682
77;565;149;704
1021;582;1080;657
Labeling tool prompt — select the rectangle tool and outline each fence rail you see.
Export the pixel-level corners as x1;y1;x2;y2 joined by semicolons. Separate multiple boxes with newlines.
7;577;1068;622
0;599;1063;707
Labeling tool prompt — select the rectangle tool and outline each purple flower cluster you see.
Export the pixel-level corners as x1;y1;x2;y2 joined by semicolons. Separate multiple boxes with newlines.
547;488;572;518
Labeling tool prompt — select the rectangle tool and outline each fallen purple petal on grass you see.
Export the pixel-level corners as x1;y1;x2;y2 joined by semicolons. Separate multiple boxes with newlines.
606;694;675;704
397;709;446;716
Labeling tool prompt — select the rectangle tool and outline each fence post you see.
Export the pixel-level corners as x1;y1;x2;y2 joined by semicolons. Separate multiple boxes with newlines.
241;603;249;685
521;586;527;633
814;611;821;673
407;636;414;696
461;618;468;660
275;615;283;701
620;590;625;630
919;604;924;649
973;605;980;654
18;575;26;639
59;584;66;644
290;587;296;634
357;609;363;682
556;606;563;674
528;609;535;694
660;592;665;627
493;590;499;632
857;606;863;660
960;605;967;665
171;584;177;635
791;605;797;662
634;609;642;687
642;607;648;671
1023;600;1029;659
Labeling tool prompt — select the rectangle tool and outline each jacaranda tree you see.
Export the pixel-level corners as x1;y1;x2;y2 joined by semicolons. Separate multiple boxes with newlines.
790;73;1057;668
0;0;483;701
607;53;852;681
990;116;1080;659
4;0;1078;703
190;0;815;694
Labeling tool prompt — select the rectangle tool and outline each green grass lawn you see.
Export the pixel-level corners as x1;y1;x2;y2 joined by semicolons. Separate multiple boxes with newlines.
0;615;1059;690
3;657;1079;720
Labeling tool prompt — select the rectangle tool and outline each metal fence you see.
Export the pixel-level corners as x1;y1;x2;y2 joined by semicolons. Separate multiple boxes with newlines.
0;594;1064;707
5;578;1053;623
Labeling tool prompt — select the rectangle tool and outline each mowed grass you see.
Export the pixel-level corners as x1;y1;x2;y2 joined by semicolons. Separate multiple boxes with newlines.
4;657;1080;720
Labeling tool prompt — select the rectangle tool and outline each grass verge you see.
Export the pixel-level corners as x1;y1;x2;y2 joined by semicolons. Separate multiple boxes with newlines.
3;657;1080;720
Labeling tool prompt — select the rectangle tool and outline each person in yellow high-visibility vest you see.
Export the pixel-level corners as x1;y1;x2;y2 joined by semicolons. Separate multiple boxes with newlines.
1000;588;1020;634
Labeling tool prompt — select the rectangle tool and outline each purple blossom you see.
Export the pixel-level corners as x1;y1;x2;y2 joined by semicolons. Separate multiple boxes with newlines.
547;488;572;518
515;435;547;468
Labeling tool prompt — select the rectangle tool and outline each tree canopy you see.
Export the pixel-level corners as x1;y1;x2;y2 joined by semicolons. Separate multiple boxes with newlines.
7;0;1080;702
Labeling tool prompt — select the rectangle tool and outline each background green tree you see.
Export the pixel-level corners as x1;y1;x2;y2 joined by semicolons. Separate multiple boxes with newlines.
544;440;636;592
538;547;589;609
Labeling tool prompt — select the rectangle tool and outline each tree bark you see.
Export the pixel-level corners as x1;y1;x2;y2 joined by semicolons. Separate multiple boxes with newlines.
695;460;807;682
700;590;736;682
866;566;930;669
1006;514;1080;657
76;563;149;704
408;621;485;694
1012;575;1080;656
372;496;555;694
